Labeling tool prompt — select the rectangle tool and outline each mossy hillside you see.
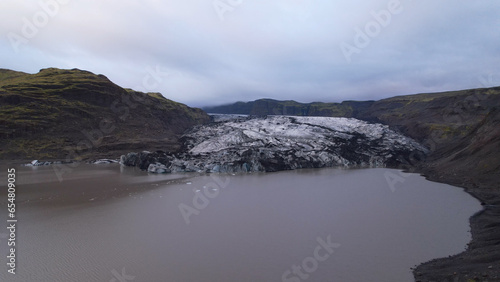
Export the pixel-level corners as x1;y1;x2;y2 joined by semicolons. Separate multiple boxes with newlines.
0;69;28;82
0;68;209;159
361;87;500;146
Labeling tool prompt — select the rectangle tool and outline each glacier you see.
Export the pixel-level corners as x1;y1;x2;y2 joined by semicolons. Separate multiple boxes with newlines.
121;115;429;173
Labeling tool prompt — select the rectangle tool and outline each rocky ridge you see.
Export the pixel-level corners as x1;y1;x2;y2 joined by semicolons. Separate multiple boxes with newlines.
121;115;428;173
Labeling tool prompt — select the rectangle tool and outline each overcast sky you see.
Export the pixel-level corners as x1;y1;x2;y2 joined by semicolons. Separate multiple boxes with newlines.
1;1;499;107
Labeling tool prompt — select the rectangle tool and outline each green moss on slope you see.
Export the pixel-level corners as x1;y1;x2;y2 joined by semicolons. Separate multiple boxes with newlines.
0;68;209;159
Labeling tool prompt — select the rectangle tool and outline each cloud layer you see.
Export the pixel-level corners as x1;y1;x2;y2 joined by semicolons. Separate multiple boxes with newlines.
1;0;499;107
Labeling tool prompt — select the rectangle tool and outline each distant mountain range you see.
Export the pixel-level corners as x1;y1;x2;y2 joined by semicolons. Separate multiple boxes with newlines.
204;99;374;117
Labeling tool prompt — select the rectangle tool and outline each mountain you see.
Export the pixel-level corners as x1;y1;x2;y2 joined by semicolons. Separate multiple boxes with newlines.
204;98;374;117
0;68;209;159
420;107;500;189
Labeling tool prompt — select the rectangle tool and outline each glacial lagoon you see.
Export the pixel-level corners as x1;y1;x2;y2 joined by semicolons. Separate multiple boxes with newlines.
0;164;482;282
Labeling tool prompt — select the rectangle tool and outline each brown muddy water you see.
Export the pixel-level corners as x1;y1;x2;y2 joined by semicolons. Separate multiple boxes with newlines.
0;164;482;282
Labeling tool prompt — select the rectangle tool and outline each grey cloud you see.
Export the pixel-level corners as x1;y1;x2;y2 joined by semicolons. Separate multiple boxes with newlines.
1;0;499;107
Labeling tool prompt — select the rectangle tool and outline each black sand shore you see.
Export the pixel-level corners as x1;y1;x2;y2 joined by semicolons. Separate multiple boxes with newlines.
412;171;500;282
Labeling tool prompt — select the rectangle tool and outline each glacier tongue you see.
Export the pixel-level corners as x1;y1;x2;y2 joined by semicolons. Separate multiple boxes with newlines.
176;115;428;172
121;115;428;173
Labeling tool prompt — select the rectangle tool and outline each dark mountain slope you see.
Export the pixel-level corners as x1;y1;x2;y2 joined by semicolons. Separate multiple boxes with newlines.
357;88;500;147
414;108;500;281
0;68;209;159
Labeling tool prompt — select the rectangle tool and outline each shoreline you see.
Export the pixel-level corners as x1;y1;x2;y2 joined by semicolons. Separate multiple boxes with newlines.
411;167;500;281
